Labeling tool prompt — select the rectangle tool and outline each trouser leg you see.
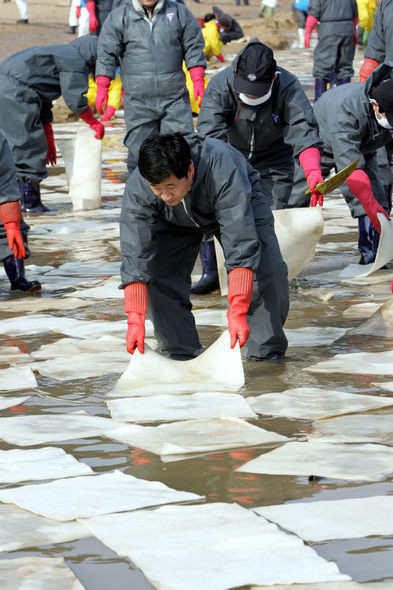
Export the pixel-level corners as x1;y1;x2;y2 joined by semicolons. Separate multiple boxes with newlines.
255;156;294;210
148;223;204;359
246;198;289;360
15;0;29;19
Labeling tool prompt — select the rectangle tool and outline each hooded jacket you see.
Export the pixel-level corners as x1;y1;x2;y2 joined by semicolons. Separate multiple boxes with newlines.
120;137;266;286
0;36;97;120
196;40;322;162
365;0;393;62
0;131;20;206
313;62;393;171
96;0;206;100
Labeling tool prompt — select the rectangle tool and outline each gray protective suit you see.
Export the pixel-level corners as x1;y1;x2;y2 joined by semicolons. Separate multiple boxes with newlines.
96;0;206;172
289;63;393;216
120;136;289;360
0;131;30;262
308;0;358;81
0;36;97;184
365;0;393;63
196;41;322;210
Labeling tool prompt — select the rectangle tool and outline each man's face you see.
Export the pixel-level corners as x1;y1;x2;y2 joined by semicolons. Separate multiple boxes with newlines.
140;0;157;8
149;163;194;207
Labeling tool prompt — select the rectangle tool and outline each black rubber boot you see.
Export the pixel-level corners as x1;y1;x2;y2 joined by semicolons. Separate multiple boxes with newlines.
3;256;41;292
17;18;28;23
66;26;77;34
358;215;380;265
190;241;219;295
17;180;48;213
314;78;327;102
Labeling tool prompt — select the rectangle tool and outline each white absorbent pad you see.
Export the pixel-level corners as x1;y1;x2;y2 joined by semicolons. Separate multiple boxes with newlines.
248;387;393;420
0;395;29;411
106;416;289;459
0;503;89;553
30;335;124;360
107;391;257;423
309;411;393;442
348;295;393;338
0;365;37;391
79;503;350;590
0;470;203;521
236;441;393;481
0;556;85;590
255;495;393;542
304;350;393;375
32;350;130;380
285;326;346;347
110;330;244;397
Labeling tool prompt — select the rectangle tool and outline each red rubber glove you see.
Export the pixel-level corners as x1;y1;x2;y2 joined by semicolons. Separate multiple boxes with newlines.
95;75;111;115
85;0;98;32
353;17;358;46
124;282;149;354
76;5;81;18
0;201;25;259
78;106;105;139
216;53;225;63
226;268;254;349
100;105;116;121
304;15;318;48
43;122;56;165
346;169;390;233
189;66;205;108
359;57;380;82
299;146;324;206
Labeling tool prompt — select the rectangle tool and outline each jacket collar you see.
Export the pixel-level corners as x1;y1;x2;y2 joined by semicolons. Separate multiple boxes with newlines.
131;0;165;18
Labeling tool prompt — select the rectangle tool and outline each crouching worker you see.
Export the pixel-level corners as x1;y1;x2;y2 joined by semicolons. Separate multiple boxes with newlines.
0;131;40;292
120;133;289;362
0;35;104;214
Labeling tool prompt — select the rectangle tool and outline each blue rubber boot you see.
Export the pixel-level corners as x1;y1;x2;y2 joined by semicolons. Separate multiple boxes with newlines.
3;256;41;292
190;241;219;295
314;78;327;101
18;180;48;213
358;215;380;265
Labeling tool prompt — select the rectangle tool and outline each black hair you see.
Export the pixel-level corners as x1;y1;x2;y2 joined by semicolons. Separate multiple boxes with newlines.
204;13;215;22
138;133;192;184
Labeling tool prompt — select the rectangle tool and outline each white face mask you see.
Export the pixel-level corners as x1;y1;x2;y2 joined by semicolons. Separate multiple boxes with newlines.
239;88;272;106
370;98;393;129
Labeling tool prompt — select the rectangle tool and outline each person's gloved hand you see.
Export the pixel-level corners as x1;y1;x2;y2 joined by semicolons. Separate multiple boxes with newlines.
298;146;324;206
226;267;254;349
43;122;56;165
0;201;25;259
100;105;116;121
216;53;225;62
76;5;81;18
85;0;98;32
95;75;111;114
346;168;390;233
359;57;380;82
304;14;318;48
124;282;149;354
189;66;205;108
78;106;105;139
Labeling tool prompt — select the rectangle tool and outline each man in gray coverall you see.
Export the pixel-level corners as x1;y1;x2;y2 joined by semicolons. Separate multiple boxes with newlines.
289;64;393;265
359;0;393;81
120;133;289;363
95;0;206;174
194;40;323;294
0;36;104;214
304;0;358;100
0;130;40;292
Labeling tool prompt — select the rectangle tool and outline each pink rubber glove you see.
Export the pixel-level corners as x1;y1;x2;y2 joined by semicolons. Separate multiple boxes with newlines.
189;66;205;108
100;105;116;121
95;75;111;115
76;5;81;18
85;1;98;32
0;201;25;259
216;53;225;63
299;146;324;206
43;122;56;165
226;268;254;349
346;169;390;233
304;15;318;48
78;106;105;139
124;282;149;354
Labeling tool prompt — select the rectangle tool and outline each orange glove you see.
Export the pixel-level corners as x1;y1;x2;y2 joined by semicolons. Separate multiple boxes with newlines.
95;75;111;115
359;58;380;82
304;15;318;48
76;5;81;18
85;0;98;32
0;201;25;259
124;282;149;354
226;268;254;349
346;169;390;233
299;147;324;206
78;106;105;139
216;53;225;62
43;122;56;165
189;66;205;108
